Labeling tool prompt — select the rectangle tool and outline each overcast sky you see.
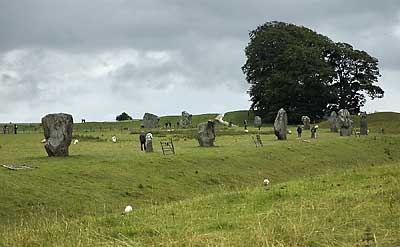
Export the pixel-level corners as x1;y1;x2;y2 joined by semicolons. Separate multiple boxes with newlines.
0;0;399;122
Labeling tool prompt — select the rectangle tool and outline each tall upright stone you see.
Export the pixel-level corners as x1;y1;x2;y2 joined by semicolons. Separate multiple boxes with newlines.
41;113;73;157
328;111;338;132
301;116;311;130
274;108;287;140
142;113;159;128
179;111;192;128
197;120;216;147
254;116;262;129
338;109;353;136
360;112;368;135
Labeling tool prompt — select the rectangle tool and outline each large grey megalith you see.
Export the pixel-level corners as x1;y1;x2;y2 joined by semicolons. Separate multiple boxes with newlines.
360;112;368;135
301;116;311;130
274;108;287;140
254;116;262;129
329;111;338;132
142;113;159;128
197;120;216;147
180;111;192;128
338;109;353;136
41;113;73;157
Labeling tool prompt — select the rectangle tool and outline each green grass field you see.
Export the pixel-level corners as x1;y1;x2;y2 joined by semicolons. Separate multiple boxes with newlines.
0;112;399;246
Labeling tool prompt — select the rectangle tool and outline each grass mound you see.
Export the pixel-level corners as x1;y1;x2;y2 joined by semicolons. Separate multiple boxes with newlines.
1;111;400;246
1;163;398;246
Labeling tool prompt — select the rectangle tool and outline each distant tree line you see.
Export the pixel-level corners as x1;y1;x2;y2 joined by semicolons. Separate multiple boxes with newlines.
116;112;132;121
242;21;384;123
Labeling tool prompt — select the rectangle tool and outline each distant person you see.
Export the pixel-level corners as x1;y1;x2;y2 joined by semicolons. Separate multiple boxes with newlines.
311;125;318;139
145;132;153;152
2;125;6;134
14;124;18;134
176;121;180;128
244;120;248;130
139;131;146;151
297;125;302;138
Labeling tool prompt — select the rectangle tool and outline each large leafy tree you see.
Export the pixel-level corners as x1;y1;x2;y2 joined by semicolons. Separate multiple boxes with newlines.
242;21;384;122
116;112;132;121
327;42;383;113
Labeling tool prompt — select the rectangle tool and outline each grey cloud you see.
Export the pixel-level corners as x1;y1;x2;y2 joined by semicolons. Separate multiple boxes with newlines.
0;0;399;122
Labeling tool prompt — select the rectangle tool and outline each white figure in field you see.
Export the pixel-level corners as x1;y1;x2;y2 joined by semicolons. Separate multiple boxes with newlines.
146;132;153;141
145;132;153;152
263;178;270;189
73;139;79;145
112;135;117;143
311;125;319;139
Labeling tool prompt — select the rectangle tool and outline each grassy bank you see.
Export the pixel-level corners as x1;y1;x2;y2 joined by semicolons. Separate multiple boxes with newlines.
0;112;399;246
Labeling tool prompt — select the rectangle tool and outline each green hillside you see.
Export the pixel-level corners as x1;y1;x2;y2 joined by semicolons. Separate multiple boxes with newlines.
317;111;400;134
0;111;400;246
223;110;255;127
1;113;219;134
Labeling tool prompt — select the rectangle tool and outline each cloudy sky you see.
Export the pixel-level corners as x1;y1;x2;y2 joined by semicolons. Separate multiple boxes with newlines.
0;0;399;122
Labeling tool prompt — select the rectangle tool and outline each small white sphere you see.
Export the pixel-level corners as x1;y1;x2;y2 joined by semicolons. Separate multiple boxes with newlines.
73;139;79;144
124;205;133;213
41;138;46;143
288;130;292;134
112;136;117;143
263;178;270;186
244;129;249;133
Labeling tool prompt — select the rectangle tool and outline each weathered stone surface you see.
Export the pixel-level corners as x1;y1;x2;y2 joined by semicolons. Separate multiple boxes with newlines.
142;113;159;128
301;116;311;130
274;108;287;140
338;109;353;136
197;120;216;147
179;111;192;128
360;112;368;135
254;116;262;129
328;111;338;132
41;113;73;157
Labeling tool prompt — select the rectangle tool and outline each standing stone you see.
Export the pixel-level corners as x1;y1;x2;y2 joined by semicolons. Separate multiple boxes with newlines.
254;116;262;129
360;112;368;135
301;116;311;130
142;113;159;128
328;111;338;132
338;109;353;136
197;120;216;147
274;108;287;140
41;113;73;157
179;111;192;128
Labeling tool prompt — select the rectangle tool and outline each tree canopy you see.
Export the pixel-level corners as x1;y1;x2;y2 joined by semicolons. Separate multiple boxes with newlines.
242;21;383;123
116;112;133;121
